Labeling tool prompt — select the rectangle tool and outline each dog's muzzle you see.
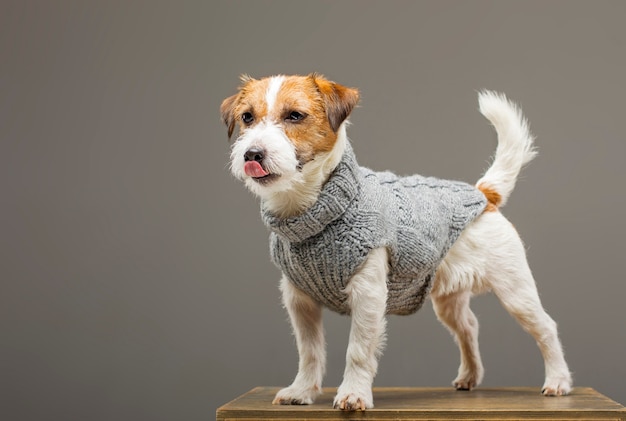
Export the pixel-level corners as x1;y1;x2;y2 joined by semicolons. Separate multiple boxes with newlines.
243;148;278;183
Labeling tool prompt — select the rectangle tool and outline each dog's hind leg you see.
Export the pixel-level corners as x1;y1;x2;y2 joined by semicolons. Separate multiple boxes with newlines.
432;290;485;390
488;258;573;396
273;275;326;405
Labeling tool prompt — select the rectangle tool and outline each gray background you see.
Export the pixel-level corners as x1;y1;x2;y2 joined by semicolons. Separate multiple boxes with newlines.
1;1;625;420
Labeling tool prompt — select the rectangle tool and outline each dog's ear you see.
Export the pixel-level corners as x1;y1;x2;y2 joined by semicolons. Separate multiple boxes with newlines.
220;93;239;140
221;75;257;140
310;73;360;132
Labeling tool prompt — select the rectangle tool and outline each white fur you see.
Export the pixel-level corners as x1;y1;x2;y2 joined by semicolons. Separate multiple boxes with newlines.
272;275;325;405
265;75;285;114
231;122;348;218
432;211;572;395
263;127;347;218
229;120;300;197
334;247;388;410
231;87;572;410
476;90;538;206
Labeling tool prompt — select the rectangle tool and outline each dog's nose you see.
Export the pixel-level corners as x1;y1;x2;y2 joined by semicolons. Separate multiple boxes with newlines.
244;148;265;163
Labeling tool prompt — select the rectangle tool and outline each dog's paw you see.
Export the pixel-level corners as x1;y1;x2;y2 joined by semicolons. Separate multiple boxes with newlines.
453;368;483;391
333;386;373;411
272;385;319;405
542;376;573;396
333;393;371;411
454;379;478;391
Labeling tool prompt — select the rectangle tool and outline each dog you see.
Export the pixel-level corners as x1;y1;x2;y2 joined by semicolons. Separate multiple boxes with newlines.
221;74;572;411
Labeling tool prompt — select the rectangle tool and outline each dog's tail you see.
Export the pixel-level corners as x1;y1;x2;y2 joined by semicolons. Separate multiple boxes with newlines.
476;90;537;211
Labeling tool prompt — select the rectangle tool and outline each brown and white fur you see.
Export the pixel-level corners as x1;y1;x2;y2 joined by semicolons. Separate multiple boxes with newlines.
221;74;572;411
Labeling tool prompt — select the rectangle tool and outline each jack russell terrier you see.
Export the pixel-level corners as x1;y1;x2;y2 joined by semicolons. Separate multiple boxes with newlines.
221;74;572;411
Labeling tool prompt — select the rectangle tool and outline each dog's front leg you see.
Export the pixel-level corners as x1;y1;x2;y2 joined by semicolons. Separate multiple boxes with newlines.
334;248;389;411
273;275;325;405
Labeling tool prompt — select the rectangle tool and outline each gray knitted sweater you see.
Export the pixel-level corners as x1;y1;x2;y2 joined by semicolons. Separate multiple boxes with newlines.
262;144;487;315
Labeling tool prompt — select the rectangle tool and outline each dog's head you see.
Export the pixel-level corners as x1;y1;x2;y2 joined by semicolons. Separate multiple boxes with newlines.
221;74;359;213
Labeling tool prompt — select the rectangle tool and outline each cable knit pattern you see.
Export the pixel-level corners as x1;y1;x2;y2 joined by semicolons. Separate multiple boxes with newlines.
262;144;487;315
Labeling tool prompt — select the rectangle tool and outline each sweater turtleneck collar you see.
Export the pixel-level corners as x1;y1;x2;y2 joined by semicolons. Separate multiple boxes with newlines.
261;144;361;243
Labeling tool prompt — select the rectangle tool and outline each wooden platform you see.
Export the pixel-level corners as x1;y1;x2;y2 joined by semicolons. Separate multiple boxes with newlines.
216;387;626;420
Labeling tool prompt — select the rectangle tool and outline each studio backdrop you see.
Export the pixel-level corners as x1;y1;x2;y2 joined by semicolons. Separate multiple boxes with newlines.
1;1;625;420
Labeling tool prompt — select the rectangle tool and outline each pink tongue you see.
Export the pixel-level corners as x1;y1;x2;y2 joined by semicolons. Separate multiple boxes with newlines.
244;161;269;178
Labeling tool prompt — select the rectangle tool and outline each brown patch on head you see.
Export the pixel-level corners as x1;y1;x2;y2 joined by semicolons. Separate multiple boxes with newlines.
271;75;345;162
477;182;502;212
220;74;359;161
220;75;270;139
281;74;359;162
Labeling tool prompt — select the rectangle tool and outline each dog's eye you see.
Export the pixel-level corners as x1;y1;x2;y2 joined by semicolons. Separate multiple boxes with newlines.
241;112;254;124
286;111;306;122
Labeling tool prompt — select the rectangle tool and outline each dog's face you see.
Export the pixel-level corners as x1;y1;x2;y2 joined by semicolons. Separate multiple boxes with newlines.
221;74;359;200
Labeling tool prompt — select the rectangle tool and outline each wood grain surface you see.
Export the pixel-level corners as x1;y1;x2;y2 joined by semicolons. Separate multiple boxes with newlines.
217;387;626;420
